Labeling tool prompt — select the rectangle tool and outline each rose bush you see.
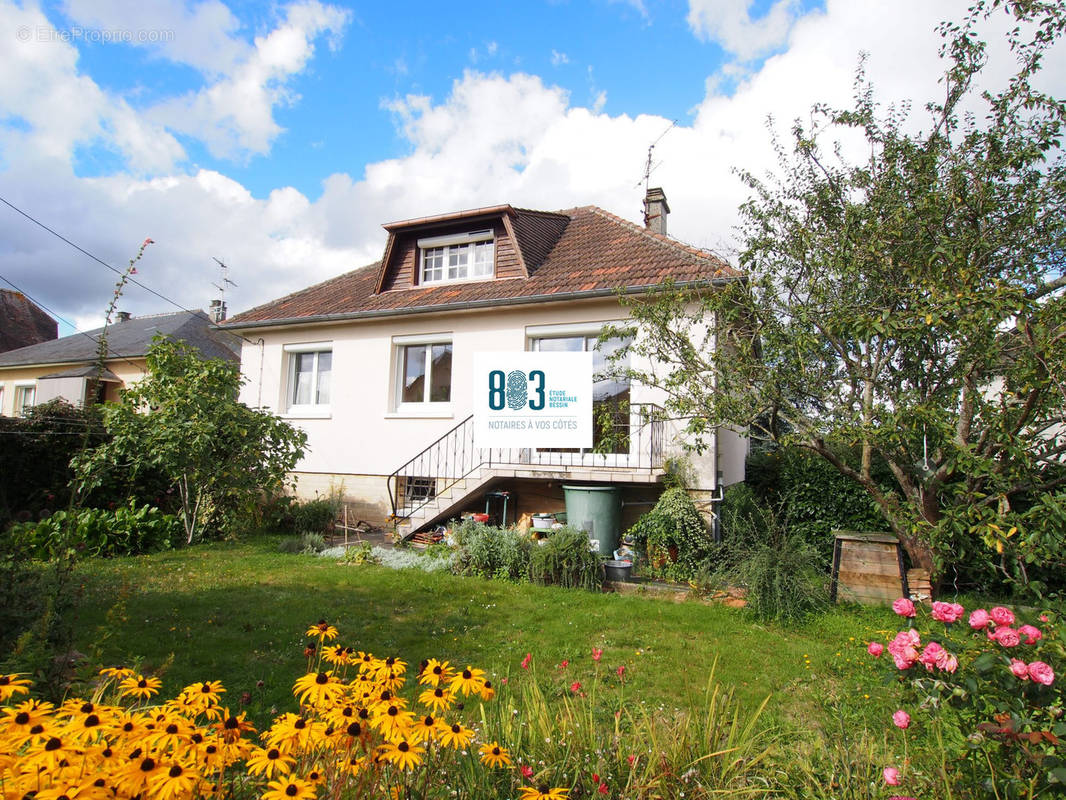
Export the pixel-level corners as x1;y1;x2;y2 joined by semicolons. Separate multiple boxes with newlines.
867;600;1065;796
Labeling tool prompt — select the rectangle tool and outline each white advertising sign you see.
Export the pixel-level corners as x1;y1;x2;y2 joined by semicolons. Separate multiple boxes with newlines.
473;352;593;448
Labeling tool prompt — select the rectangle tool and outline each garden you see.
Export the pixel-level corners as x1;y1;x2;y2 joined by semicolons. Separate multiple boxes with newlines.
3;1;1066;796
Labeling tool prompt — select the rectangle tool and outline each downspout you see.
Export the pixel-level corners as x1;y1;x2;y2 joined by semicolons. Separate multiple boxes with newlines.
712;425;722;543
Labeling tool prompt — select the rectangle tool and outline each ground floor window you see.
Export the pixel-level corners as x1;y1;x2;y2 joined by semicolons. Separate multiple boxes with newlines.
530;332;631;454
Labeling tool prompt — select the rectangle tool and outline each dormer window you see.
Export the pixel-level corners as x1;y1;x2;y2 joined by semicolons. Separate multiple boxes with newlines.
418;230;494;285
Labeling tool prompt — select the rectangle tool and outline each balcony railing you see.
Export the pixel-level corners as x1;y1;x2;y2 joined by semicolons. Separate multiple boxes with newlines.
388;404;664;520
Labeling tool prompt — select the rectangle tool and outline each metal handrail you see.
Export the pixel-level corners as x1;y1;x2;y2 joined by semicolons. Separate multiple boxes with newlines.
387;404;665;522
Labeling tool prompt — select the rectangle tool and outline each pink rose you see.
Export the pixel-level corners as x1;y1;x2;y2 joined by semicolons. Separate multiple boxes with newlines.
1028;661;1054;686
888;631;920;670
892;598;916;618
992;627;1021;647
969;609;991;629
1010;659;1029;679
918;641;944;672
931;601;963;624
939;653;958;673
990;606;1015;627
883;766;901;786
868;642;884;657
1018;625;1042;645
1040;614;1049;622
892;710;910;729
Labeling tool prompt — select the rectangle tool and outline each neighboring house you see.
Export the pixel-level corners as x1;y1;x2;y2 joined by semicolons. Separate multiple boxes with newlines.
0;289;58;354
222;189;748;536
0;310;240;417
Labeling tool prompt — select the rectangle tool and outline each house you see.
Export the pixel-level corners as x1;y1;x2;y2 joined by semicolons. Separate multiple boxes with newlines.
0;289;58;354
0;310;241;417
221;189;748;536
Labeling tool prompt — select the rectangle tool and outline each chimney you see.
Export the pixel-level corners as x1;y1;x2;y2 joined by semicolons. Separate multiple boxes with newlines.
643;187;670;236
210;299;227;323
115;311;131;323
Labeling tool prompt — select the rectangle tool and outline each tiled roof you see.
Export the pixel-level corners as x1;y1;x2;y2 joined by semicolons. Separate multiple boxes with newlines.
0;310;241;368
0;290;58;353
225;205;741;328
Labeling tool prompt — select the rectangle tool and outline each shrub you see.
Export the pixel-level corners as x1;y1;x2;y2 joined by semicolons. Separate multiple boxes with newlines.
527;527;604;590
626;487;711;580
290;497;339;534
716;498;828;622
5;501;180;560
452;520;530;581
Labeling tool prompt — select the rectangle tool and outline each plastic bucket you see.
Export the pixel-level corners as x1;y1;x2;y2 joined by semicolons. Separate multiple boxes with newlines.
562;485;622;557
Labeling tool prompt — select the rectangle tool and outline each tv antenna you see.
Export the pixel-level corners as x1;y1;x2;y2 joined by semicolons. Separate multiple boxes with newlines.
211;256;238;300
636;119;677;192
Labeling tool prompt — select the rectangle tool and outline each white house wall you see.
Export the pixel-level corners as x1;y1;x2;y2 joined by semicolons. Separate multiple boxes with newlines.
237;297;745;510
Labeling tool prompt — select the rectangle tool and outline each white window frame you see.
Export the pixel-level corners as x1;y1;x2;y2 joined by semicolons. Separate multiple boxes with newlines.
13;381;36;418
391;332;453;418
418;230;495;285
283;342;332;418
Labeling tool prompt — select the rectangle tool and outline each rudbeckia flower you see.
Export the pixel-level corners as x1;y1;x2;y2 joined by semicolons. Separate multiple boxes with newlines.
418;685;454;713
418;659;455;686
437;722;475;749
306;620;339;641
479;741;513;768
519;787;571;800
245;746;295;778
0;674;33;701
410;714;439;743
293;671;345;707
119;674;162;700
263;776;317;800
371;704;415;741
148;761;199;800
377;739;425;771
449;666;487;696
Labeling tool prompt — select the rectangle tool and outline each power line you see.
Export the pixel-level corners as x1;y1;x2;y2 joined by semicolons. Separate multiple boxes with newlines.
0;194;258;347
0;272;149;371
0;194;189;314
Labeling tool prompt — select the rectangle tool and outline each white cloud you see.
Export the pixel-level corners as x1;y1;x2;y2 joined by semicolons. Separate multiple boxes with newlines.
1;0;1063;333
687;0;800;60
148;1;350;159
61;0;250;75
550;49;569;66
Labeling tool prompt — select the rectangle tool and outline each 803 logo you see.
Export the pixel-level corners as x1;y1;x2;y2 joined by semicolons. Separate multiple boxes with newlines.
488;369;545;411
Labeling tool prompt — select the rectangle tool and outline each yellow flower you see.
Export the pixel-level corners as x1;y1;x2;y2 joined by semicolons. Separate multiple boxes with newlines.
148;761;199;800
322;644;354;666
262;777;317;800
479;741;513;768
479;680;496;701
371;704;415;742
115;753;166;796
119;674;163;700
99;666;136;680
293;671;345;707
418;685;455;713
246;746;295;778
519;788;570;800
449;666;486;696
377;738;424;770
266;713;326;752
0;673;32;702
409;713;439;744
418;659;454;686
437;722;475;750
306;620;339;641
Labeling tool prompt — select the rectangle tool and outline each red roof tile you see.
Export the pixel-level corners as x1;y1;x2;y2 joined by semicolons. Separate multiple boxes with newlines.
225;205;741;328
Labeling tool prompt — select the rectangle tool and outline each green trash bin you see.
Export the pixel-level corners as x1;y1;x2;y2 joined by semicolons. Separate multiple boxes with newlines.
563;485;622;557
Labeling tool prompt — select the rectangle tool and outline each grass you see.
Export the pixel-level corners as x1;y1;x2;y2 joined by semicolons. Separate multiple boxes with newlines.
68;536;898;731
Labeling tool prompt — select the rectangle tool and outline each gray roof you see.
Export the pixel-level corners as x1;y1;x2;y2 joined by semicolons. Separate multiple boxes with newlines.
0;310;241;368
39;365;122;381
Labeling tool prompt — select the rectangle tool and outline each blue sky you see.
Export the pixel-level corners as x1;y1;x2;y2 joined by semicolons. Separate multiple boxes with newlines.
1;0;1057;334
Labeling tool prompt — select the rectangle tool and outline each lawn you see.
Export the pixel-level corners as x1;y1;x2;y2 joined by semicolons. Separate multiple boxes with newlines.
69;537;895;730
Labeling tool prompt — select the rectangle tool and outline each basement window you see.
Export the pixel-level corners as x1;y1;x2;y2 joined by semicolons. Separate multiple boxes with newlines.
418;230;495;284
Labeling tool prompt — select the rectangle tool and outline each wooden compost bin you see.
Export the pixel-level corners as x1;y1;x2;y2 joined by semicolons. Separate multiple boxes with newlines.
830;531;908;606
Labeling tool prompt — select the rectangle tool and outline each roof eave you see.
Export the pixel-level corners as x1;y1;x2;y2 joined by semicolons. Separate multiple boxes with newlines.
220;275;745;333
